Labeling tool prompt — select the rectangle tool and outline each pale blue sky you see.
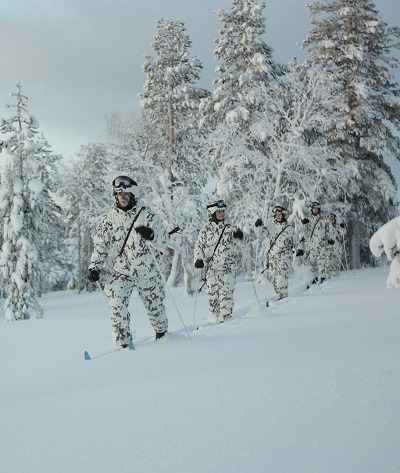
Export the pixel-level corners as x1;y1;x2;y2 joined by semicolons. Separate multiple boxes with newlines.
0;0;399;159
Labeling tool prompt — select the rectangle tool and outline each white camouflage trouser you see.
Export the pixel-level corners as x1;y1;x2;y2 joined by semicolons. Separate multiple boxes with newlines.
104;272;168;346
269;255;291;299
206;269;236;320
325;251;342;278
308;250;329;281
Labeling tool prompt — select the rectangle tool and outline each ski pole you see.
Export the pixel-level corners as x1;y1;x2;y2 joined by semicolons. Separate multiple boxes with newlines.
250;277;260;306
197;265;208;293
192;271;201;322
147;244;191;339
96;281;109;305
168;226;180;236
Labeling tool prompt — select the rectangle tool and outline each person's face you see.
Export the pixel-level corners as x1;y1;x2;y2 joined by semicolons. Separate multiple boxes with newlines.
274;212;283;222
311;206;320;215
215;209;225;221
116;191;131;208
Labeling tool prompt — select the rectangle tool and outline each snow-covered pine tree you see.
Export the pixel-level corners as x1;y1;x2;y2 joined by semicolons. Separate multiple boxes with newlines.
0;82;44;320
223;62;354;219
301;0;400;267
35;132;71;292
105;111;162;196
61;143;111;292
200;0;282;133
140;18;210;293
199;0;284;222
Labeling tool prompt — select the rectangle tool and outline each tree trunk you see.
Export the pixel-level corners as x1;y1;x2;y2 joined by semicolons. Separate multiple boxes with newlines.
349;198;361;269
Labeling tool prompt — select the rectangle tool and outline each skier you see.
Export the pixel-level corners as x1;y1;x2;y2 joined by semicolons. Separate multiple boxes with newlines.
194;200;243;322
255;205;303;302
326;213;346;278
88;176;168;347
301;201;334;285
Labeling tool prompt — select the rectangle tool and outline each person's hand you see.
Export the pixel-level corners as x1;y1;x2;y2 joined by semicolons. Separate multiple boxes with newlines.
328;239;334;245
340;223;345;228
233;229;244;239
88;269;100;282
135;226;154;240
301;218;309;224
195;259;204;269
255;218;263;227
296;249;304;257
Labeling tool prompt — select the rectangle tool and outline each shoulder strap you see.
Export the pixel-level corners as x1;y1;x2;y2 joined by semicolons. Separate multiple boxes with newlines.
267;225;288;255
198;224;227;293
209;224;227;262
309;216;321;242
119;207;145;257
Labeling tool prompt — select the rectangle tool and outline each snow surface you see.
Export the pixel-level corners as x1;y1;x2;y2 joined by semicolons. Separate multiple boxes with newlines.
0;267;399;473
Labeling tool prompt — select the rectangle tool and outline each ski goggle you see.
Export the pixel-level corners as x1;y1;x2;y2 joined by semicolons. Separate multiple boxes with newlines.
112;176;138;195
113;176;137;189
114;187;131;194
272;206;286;214
207;199;226;210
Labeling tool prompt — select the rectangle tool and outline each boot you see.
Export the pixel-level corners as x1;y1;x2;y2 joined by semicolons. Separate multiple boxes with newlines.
155;331;167;341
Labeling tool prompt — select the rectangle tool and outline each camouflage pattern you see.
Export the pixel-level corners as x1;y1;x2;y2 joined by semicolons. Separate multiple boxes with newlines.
302;214;334;281
194;221;241;320
89;200;168;346
325;222;346;278
257;220;301;299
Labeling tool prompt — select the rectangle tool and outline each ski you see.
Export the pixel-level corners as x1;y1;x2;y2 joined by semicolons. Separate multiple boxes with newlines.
84;340;135;360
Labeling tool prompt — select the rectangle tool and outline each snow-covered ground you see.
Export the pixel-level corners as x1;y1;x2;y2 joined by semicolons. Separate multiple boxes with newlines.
1;266;399;473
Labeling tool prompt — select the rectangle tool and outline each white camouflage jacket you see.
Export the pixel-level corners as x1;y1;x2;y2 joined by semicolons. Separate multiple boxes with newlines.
89;200;167;279
302;214;333;253
257;220;300;260
194;221;241;271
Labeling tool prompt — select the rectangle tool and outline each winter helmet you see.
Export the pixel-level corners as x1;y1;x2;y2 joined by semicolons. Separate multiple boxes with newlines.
112;176;139;198
207;199;226;215
272;205;286;215
310;201;321;210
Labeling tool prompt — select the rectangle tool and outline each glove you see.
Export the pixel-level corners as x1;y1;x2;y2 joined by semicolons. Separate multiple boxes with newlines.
340;223;345;228
301;218;309;224
195;259;204;269
255;218;263;227
233;228;244;240
88;269;100;282
296;249;304;257
135;226;154;240
328;239;334;245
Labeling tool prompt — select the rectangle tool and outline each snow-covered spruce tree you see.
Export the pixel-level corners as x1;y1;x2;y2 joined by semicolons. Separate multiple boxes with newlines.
217;63;354;220
34;132;71;292
105;111;162;194
0;82;44;320
199;0;284;217
301;0;400;267
60;143;111;292
200;0;283;133
198;0;285;274
140;18;210;293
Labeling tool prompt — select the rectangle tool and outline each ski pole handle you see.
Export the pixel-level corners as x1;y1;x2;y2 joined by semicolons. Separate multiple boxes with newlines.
198;279;207;293
168;226;180;236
